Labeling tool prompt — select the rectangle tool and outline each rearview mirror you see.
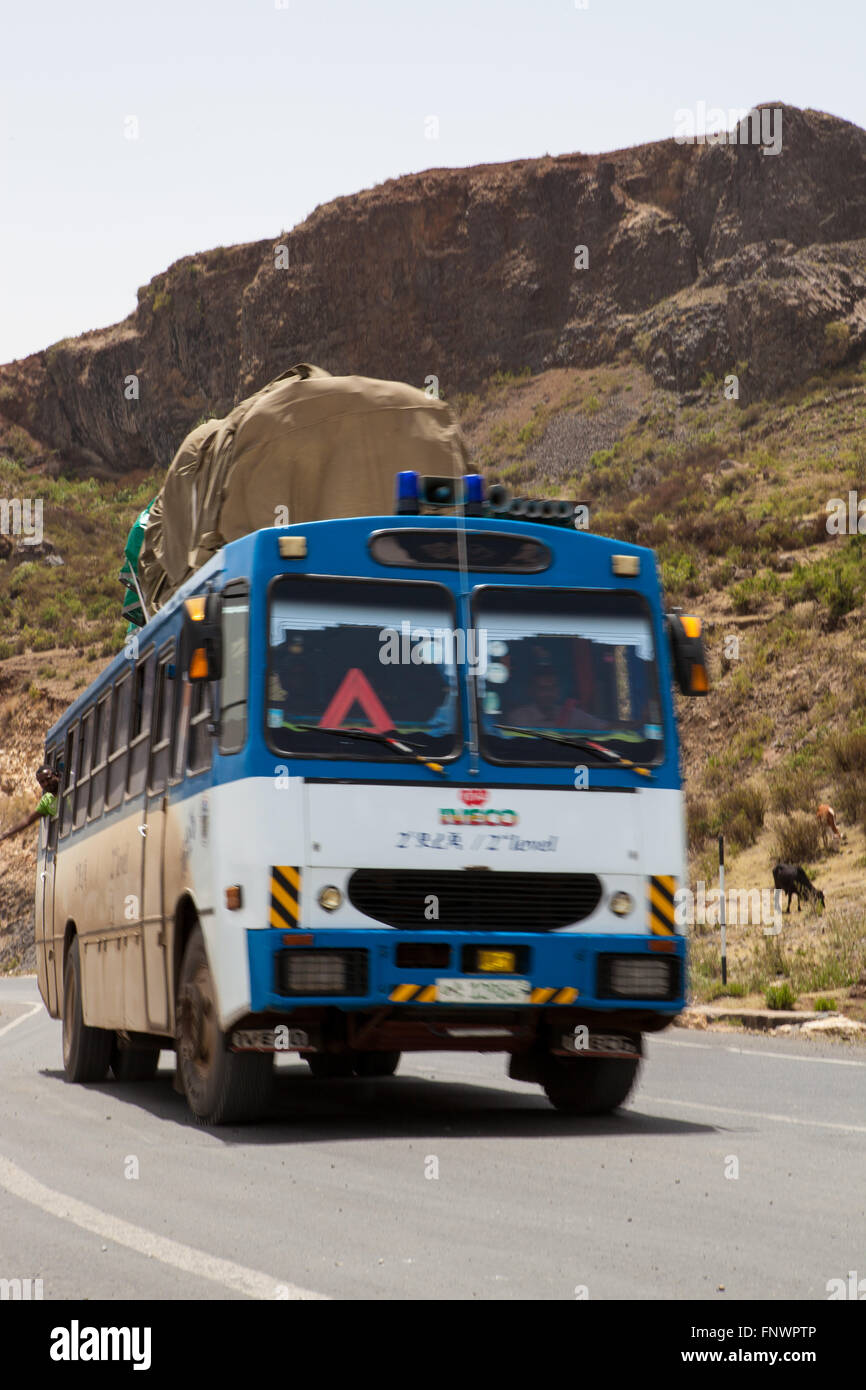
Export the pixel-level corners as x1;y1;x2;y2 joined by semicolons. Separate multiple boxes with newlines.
667;611;709;696
180;593;222;682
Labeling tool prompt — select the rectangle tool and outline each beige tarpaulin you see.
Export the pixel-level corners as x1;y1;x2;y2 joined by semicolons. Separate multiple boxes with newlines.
138;364;468;611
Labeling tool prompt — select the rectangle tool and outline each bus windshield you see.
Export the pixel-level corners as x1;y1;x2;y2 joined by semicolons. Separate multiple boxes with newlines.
473;586;664;765
266;576;460;760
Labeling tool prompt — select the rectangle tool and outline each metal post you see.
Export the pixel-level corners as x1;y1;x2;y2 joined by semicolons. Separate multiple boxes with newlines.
718;833;727;985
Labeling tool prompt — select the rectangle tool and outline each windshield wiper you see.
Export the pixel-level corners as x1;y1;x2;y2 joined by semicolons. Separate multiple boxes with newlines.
289;723;447;775
494;725;654;778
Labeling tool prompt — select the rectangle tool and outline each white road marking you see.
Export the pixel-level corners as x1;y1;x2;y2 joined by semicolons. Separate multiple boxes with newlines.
656;1037;866;1067
0;1003;42;1039
640;1096;866;1135
0;1154;328;1300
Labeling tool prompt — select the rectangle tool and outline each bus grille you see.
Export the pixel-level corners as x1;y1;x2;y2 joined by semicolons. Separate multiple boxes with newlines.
347;870;602;932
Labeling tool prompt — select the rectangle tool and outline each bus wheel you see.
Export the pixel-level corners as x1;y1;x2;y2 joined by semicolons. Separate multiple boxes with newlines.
306;1054;355;1079
111;1041;161;1082
541;1057;640;1116
353;1051;401;1078
176;927;272;1125
62;937;113;1084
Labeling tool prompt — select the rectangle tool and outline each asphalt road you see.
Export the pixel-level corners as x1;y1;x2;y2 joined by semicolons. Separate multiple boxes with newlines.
1;976;864;1301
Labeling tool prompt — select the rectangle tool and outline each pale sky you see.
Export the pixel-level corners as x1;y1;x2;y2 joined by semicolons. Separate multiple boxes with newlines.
0;0;862;364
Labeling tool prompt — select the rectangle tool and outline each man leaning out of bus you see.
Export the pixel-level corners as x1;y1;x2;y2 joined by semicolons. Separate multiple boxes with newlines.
0;765;59;844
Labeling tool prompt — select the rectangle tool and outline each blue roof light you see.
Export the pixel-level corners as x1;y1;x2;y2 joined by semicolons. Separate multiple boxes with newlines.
463;473;484;504
463;473;484;515
395;470;420;514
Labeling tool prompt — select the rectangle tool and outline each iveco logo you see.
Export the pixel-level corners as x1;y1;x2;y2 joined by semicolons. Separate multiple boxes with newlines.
440;806;519;826
460;788;489;808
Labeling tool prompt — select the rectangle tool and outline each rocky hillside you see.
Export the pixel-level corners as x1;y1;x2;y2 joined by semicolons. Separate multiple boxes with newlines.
1;103;866;476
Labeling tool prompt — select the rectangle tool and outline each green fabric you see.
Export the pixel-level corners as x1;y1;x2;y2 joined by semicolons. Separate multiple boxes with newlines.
35;791;58;819
120;498;157;628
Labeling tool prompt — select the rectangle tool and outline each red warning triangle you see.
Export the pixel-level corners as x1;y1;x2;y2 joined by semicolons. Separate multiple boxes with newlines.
320;668;394;733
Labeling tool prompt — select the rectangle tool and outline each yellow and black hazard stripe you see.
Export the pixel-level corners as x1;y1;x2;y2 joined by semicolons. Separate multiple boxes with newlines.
648;874;677;936
530;987;579;1004
388;984;579;1004
270;866;301;929
389;983;439;1003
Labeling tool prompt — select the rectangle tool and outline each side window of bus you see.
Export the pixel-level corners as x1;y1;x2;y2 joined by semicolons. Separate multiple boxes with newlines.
89;690;112;821
219;586;249;754
126;651;155;799
107;675;132;811
188;680;214;776
149;645;176;795
73;707;96;830
59;725;78;838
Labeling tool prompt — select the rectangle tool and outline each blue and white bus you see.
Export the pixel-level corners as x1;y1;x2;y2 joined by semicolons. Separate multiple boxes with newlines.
35;473;707;1123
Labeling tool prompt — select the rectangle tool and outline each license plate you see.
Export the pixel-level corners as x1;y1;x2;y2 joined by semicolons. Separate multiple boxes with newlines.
560;1031;639;1057
436;977;531;1004
231;1027;310;1052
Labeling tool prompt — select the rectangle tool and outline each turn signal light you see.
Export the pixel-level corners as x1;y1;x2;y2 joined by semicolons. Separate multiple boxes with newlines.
477;950;516;973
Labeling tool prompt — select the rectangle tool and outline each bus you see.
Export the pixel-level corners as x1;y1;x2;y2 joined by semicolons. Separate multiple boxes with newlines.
34;472;707;1124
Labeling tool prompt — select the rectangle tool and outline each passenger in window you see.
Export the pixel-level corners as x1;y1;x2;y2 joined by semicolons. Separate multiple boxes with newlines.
0;766;60;844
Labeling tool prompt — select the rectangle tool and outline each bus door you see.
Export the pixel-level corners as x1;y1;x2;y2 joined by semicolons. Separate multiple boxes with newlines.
139;645;175;1033
36;745;61;1015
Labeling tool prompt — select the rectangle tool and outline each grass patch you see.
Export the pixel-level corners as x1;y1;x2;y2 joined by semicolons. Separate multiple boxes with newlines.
766;982;797;1010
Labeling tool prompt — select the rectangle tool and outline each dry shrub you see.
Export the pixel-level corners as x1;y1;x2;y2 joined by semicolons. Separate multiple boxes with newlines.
827;731;866;775
772;812;821;864
834;777;866;825
768;765;819;816
686;793;712;853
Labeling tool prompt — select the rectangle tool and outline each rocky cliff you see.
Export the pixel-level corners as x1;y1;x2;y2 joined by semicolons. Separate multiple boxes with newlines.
1;103;865;475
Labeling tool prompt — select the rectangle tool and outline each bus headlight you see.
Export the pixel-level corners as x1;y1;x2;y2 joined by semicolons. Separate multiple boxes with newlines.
609;891;634;917
318;885;343;912
601;955;678;999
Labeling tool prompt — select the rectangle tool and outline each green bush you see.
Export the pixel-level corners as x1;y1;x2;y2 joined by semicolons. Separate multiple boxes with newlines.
711;782;766;848
706;981;748;1000
784;538;866;627
766;982;797;1010
813;996;836;1012
661;552;700;598
730;570;781;614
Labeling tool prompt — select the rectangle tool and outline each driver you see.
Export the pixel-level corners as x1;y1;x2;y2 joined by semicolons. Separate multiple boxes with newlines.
508;656;604;730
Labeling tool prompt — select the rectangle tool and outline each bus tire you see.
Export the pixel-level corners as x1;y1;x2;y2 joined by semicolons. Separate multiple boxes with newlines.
62;936;113;1084
352;1051;400;1078
176;926;273;1125
541;1056;640;1116
111;1041;161;1082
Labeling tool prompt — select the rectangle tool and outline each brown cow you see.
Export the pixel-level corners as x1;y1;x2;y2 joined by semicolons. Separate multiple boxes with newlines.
817;804;841;850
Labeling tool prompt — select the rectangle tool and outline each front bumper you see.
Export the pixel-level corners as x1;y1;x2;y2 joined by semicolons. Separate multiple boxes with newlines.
246;927;686;1016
